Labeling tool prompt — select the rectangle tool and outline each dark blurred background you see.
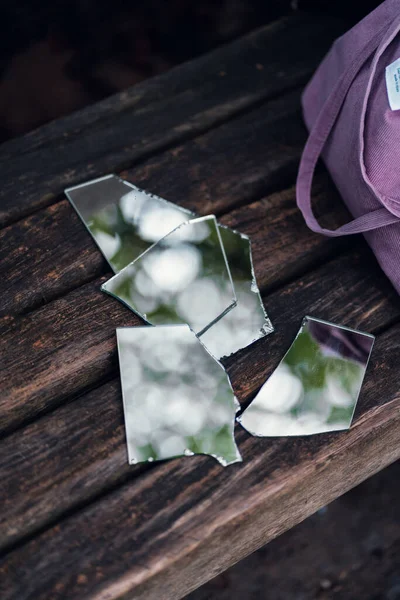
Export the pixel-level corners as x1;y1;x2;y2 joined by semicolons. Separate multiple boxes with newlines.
2;2;399;599
187;462;400;600
0;0;382;142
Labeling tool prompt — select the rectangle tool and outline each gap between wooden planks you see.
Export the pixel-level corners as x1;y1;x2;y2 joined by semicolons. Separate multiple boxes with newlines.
0;168;372;553
1;11;399;600
1;240;399;554
1;174;358;436
0;335;399;599
0;14;345;228
1;171;399;596
0;89;310;318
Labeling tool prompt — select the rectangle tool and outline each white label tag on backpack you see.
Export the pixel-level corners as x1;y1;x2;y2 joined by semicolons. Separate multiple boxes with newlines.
386;57;400;110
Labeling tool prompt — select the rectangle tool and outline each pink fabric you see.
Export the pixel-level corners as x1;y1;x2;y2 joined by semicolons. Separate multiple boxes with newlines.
296;0;400;294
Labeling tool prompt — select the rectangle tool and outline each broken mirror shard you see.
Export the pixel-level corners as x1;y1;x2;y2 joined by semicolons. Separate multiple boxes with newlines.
102;215;237;336
237;316;374;437
65;174;273;355
117;324;242;466
65;175;193;272
200;225;273;358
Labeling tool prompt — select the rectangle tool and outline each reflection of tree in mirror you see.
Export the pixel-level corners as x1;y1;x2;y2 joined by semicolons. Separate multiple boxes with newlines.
117;325;241;466
239;318;373;437
68;175;273;359
284;329;363;425
102;217;236;335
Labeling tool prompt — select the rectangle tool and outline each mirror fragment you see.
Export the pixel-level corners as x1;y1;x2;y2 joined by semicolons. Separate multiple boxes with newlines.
65;175;273;354
102;216;236;336
117;324;242;466
200;226;273;359
237;316;374;437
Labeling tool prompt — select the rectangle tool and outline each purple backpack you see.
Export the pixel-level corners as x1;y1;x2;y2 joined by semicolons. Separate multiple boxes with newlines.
297;0;400;294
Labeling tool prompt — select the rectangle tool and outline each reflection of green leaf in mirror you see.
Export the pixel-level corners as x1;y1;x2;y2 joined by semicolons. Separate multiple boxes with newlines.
284;329;364;422
327;405;353;424
326;358;363;396
238;316;374;437
90;214;115;237
146;304;181;324
284;328;365;425
285;330;319;367
284;330;326;390
211;424;240;463
90;205;152;272
219;228;252;279
137;443;157;462
110;277;132;309
117;325;241;466
186;425;238;464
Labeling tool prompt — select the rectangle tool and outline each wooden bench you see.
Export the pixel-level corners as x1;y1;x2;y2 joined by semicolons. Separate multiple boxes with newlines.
1;13;399;600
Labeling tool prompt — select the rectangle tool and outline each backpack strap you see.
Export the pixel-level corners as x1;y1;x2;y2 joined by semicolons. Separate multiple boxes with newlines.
296;16;400;237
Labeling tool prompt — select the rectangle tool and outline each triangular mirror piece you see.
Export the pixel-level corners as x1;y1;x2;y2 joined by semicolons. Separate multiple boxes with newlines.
117;324;242;466
237;316;374;437
102;216;236;336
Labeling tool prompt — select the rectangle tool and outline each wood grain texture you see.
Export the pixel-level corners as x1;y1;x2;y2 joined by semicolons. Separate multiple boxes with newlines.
0;201;106;317
122;90;306;216
0;15;344;228
0;14;345;165
188;462;400;600
0;90;307;318
0;175;359;435
1;89;349;320
2;12;399;600
1;245;399;553
1;321;399;599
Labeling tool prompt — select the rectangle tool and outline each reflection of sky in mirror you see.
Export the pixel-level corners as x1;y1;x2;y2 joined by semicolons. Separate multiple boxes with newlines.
238;317;374;437
117;325;242;466
102;216;236;336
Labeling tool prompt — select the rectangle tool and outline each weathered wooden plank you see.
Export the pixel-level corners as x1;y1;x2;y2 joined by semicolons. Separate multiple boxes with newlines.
0;276;135;432
0;316;398;599
1;246;399;553
0;15;344;228
220;175;351;293
123;89;306;217
2;11;397;600
0;201;106;317
0;176;356;434
188;462;400;600
0;90;324;318
0;16;317;161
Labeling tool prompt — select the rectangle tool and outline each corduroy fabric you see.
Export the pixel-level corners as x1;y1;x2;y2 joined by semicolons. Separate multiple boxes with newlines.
297;0;400;294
